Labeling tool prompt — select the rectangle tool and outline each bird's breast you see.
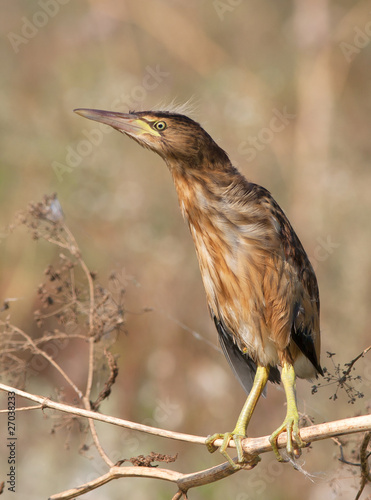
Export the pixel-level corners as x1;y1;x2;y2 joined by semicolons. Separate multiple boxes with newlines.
190;215;285;364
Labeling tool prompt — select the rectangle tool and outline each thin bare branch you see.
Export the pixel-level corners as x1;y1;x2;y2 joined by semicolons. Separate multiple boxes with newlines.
344;345;371;377
84;401;115;468
355;431;371;500
62;222;95;335
81;343;115;468
49;460;245;500
33;332;87;343
10;326;82;399
1;382;370;452
48;466;184;500
35;301;78;320
0;404;43;413
0;382;204;445
84;337;95;401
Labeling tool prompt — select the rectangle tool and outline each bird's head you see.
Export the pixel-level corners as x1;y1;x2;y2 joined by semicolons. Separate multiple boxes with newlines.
74;108;230;170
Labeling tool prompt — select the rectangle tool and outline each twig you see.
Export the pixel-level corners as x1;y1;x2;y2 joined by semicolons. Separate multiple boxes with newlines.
360;432;371;482
84;402;115;468
82;338;112;465
84;337;95;403
81;340;115;467
0;383;204;444
44;239;70;250
33;332;87;343
1;382;371;451
344;345;371;377
10;326;82;399
48;466;184;500
355;431;371;500
62;222;95;335
35;301;78;320
0;404;43;413
48;461;245;500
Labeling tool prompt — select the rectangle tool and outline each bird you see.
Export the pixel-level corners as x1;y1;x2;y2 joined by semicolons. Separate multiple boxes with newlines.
74;107;323;468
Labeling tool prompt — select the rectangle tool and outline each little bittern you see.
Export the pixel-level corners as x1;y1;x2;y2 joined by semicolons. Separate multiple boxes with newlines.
75;107;323;467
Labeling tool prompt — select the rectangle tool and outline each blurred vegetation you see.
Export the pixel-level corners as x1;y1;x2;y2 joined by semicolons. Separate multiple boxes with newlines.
0;1;371;499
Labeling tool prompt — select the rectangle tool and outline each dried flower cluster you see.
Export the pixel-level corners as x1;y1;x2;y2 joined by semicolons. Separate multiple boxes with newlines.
1;194;125;400
311;349;370;404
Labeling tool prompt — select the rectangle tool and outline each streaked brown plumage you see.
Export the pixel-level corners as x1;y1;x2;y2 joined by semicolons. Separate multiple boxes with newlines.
75;107;323;467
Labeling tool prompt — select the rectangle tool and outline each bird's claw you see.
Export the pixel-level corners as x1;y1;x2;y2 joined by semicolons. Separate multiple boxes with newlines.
205;432;223;454
269;416;305;462
206;432;260;470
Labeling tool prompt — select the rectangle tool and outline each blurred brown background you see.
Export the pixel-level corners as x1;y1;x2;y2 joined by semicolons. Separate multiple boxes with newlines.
1;1;371;499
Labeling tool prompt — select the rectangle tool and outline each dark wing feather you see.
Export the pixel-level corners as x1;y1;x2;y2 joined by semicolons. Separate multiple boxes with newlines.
291;325;323;376
292;301;324;376
268;193;323;376
213;315;280;396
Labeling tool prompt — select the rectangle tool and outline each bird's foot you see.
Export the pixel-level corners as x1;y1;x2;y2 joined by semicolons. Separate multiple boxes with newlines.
206;432;260;470
269;413;305;462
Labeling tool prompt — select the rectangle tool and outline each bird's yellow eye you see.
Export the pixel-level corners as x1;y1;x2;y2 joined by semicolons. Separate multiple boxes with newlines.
153;120;167;131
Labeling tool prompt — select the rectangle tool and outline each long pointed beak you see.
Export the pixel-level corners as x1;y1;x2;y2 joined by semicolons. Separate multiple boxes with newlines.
74;108;159;137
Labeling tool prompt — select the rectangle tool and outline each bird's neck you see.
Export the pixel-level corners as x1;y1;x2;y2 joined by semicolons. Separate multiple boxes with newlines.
171;165;227;223
169;162;245;228
169;163;249;317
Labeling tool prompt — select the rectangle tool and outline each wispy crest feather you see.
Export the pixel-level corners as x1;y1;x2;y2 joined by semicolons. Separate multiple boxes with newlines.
152;97;199;118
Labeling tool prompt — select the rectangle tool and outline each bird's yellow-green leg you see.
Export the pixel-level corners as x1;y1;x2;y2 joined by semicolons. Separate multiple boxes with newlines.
269;362;304;461
206;365;269;469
